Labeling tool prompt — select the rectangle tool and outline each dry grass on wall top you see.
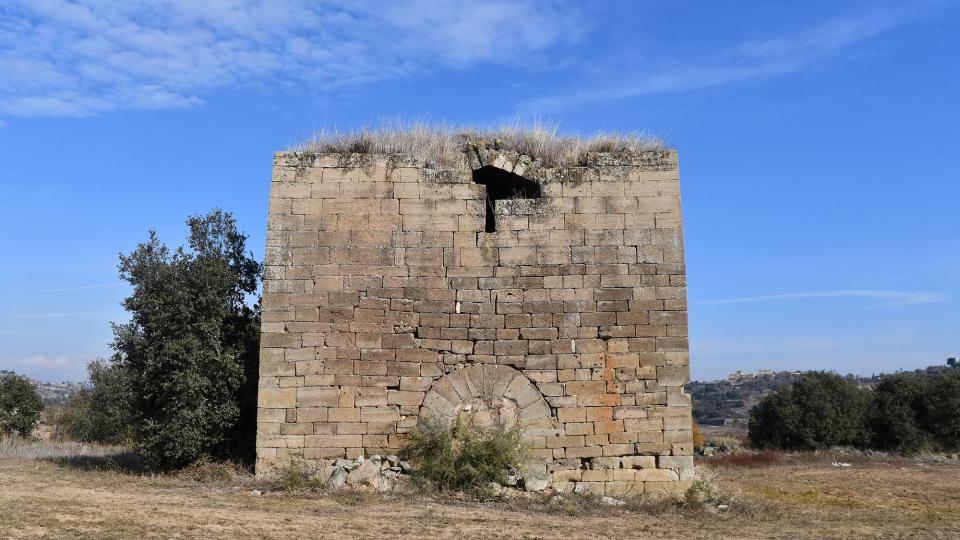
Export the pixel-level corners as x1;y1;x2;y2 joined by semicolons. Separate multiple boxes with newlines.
290;119;666;169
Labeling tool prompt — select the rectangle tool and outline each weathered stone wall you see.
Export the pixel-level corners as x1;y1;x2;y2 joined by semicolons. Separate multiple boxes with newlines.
257;147;692;495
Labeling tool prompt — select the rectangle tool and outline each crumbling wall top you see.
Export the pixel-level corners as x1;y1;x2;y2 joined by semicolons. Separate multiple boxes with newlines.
283;123;673;175
274;148;678;178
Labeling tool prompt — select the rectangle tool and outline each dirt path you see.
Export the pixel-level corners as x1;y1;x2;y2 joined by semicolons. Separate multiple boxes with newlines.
2;458;959;539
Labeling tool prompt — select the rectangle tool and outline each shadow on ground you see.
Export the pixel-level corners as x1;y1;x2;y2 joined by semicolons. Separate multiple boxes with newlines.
42;452;145;474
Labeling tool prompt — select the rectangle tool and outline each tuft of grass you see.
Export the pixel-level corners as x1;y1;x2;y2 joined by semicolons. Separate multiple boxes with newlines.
684;467;727;507
0;436;119;460
1;435;144;473
271;461;325;492
176;456;251;483
292;119;665;169
402;414;525;496
685;479;720;505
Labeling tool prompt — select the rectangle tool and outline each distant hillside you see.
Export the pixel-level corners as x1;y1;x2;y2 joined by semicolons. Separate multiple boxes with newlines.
687;364;953;428
687;371;800;428
0;369;83;406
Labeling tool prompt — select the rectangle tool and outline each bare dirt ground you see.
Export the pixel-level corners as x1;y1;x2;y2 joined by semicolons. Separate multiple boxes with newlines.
2;452;959;539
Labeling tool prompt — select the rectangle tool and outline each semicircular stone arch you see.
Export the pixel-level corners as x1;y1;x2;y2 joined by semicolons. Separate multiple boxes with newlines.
419;365;553;431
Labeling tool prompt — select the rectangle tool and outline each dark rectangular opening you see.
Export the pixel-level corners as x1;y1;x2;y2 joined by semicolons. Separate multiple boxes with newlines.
472;166;541;232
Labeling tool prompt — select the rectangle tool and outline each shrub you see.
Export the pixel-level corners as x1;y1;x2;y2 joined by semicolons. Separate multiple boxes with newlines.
868;372;931;452
749;368;960;453
111;209;262;470
748;371;871;450
926;368;960;450
867;368;959;452
0;374;44;437
51;359;134;444
47;395;87;442
402;415;525;494
684;478;719;505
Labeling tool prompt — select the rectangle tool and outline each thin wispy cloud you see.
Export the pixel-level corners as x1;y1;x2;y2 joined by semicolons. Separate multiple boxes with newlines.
0;0;580;117
11;311;105;320
22;355;72;368
39;282;122;294
696;290;948;306
522;4;937;112
0;328;38;335
694;336;845;356
9;281;124;301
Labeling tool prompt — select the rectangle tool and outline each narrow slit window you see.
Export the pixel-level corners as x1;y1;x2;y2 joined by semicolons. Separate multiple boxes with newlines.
472;166;541;232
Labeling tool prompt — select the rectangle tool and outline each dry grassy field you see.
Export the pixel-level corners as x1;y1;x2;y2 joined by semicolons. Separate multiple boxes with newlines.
1;444;958;539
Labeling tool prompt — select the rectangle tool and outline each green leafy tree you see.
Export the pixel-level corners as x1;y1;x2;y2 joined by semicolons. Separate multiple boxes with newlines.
0;374;44;437
748;371;871;450
112;209;261;469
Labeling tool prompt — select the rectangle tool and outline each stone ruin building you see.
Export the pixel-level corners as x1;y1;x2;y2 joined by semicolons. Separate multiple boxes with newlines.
256;135;693;496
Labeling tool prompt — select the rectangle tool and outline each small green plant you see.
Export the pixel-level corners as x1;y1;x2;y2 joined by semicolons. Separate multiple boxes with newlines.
0;374;44;438
402;414;525;495
684;479;719;505
683;467;741;513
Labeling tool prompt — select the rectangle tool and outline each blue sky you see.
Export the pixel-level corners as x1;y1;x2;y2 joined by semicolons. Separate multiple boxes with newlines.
1;0;957;383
